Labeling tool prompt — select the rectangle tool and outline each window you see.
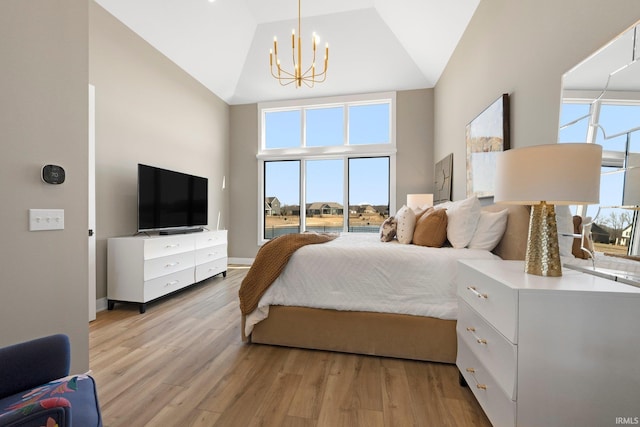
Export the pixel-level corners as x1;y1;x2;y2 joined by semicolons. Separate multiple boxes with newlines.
259;93;396;242
559;99;640;255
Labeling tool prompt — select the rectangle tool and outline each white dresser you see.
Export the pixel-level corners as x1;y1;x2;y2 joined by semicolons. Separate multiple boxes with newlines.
457;260;640;427
107;230;227;313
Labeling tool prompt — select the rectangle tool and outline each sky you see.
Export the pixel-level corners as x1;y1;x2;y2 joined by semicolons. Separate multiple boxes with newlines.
559;102;639;220
264;104;391;207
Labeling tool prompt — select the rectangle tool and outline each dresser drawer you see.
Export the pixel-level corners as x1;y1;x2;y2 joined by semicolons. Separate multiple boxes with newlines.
457;299;517;400
144;268;195;302
195;231;227;249
195;244;226;265
195;258;227;282
458;263;519;343
457;339;516;427
144;251;195;281
144;234;194;259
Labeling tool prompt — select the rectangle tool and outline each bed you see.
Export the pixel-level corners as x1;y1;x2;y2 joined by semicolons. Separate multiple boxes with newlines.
240;203;531;363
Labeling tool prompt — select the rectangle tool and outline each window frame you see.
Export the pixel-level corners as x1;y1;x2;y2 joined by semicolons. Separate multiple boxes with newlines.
257;92;397;245
560;93;640;255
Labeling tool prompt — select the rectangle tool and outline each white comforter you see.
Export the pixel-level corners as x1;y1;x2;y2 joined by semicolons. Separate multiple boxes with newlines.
245;233;500;336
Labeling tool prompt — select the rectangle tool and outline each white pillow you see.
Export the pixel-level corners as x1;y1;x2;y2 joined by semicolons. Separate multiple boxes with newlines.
468;209;509;251
437;196;481;248
555;205;573;257
395;205;416;244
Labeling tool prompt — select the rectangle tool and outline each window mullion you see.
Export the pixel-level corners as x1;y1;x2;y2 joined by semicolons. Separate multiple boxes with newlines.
301;107;306;148
344;103;349;146
300;159;307;233
343;158;349;232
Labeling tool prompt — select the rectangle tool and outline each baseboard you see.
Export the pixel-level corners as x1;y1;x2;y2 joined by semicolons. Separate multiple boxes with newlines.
96;297;108;313
229;257;254;265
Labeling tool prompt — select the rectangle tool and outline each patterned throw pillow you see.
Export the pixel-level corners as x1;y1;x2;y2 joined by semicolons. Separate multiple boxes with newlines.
379;216;397;242
395;205;417;244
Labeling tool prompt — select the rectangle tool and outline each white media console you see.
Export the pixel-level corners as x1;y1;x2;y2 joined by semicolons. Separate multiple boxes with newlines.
107;230;227;313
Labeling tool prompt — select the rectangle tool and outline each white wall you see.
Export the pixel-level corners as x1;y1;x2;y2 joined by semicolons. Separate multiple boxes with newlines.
435;0;640;200
0;0;90;372
89;2;230;301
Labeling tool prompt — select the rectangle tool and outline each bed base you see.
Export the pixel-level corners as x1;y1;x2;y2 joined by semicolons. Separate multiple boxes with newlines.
245;306;457;364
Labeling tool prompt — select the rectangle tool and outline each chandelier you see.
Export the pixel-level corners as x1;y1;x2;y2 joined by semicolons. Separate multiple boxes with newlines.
269;0;329;88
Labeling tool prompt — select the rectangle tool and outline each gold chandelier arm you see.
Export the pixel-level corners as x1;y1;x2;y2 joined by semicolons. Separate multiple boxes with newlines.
269;0;328;88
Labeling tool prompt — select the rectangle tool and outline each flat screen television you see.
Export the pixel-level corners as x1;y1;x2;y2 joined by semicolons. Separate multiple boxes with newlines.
137;164;208;233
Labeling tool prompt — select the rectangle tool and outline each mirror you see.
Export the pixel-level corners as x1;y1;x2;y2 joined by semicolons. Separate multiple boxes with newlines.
559;20;640;258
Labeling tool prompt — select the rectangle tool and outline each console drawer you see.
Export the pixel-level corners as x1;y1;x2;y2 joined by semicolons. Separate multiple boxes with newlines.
195;231;227;249
459;263;519;343
457;299;517;399
144;268;195;302
144;235;194;259
144;251;195;281
457;339;516;427
195;244;226;265
195;258;227;282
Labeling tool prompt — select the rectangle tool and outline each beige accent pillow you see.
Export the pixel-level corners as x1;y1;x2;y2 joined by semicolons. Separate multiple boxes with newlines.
395;205;416;244
572;215;592;259
412;209;448;247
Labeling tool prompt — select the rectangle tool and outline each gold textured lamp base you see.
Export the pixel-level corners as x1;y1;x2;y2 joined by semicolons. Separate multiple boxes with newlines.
525;202;562;277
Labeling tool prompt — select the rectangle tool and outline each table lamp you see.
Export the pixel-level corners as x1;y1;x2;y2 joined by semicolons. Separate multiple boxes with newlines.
407;194;434;210
494;143;602;276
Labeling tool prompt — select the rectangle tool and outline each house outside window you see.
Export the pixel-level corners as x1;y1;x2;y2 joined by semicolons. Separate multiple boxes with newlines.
258;93;396;243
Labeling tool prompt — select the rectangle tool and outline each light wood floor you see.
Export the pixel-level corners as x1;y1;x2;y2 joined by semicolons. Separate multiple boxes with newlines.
89;266;491;427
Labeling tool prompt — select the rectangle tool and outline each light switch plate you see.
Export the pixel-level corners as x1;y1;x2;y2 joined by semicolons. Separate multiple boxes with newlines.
29;209;64;231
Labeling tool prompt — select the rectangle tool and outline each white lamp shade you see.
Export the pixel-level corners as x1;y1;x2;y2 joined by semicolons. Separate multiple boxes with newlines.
494;143;602;205
407;194;433;210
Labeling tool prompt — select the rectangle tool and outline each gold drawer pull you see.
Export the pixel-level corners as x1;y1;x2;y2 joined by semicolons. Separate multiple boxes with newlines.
466;326;488;345
464;367;487;390
467;286;488;299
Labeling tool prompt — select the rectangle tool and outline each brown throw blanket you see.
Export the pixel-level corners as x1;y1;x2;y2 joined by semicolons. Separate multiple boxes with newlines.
239;233;337;315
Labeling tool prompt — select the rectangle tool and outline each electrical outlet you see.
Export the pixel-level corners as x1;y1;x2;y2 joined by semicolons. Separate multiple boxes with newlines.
29;209;64;231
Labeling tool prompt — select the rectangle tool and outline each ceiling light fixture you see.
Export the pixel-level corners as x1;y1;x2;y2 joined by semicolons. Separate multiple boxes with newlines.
269;0;329;88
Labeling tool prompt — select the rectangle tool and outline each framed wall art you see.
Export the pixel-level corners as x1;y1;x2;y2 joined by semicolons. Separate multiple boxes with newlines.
465;93;510;198
434;153;453;204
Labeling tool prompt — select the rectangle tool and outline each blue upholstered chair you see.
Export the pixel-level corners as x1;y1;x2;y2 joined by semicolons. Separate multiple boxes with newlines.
0;334;102;427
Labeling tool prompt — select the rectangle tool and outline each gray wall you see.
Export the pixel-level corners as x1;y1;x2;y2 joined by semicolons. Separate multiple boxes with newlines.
228;88;433;259
89;3;230;301
435;0;640;200
0;0;90;372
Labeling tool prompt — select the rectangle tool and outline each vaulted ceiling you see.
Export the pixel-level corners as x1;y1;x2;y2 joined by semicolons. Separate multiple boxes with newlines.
95;0;481;105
